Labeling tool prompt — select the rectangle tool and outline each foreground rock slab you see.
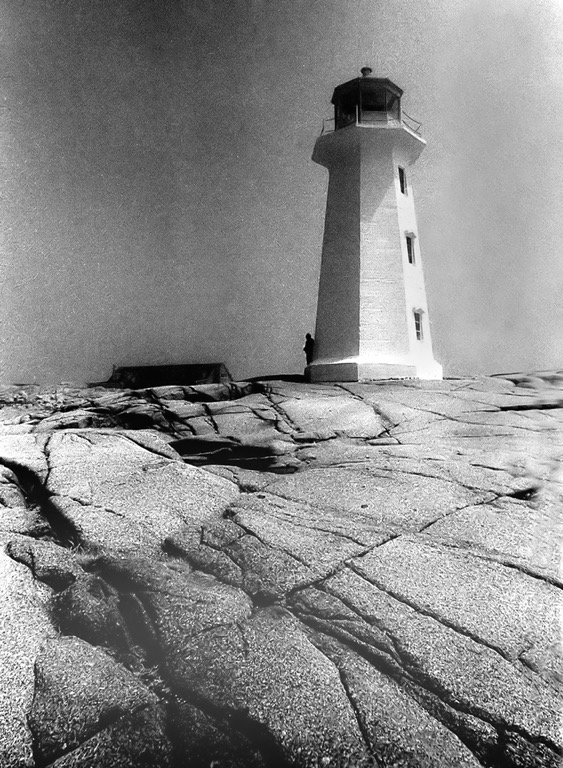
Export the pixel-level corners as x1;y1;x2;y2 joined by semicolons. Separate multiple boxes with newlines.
0;373;561;767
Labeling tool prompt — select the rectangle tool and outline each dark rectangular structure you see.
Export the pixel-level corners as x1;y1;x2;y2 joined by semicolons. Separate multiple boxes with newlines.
95;363;232;389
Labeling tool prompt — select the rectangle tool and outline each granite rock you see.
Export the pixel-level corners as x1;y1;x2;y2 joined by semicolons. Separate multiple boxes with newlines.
0;372;561;767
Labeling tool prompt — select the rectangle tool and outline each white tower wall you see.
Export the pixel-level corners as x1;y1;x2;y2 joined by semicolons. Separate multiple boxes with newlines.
309;95;442;382
358;133;412;375
394;143;442;379
314;153;361;364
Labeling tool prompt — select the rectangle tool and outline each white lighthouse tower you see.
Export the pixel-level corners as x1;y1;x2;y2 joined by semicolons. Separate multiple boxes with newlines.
308;68;442;382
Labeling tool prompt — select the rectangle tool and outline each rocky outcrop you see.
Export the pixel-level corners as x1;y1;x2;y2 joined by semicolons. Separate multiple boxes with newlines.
0;373;561;767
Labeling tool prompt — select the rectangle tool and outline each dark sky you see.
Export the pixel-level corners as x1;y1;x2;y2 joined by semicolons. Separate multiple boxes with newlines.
1;0;562;383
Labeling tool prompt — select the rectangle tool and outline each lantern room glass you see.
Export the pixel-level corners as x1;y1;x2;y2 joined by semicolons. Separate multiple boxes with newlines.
359;88;400;124
334;84;402;129
336;99;357;129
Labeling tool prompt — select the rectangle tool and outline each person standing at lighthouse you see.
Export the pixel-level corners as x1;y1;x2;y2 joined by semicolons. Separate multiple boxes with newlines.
307;68;442;382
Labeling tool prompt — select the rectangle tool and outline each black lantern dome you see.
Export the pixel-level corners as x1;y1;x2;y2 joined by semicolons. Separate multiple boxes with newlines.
332;68;403;129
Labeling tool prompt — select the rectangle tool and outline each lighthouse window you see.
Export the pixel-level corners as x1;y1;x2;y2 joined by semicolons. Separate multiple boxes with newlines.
362;89;387;112
399;167;407;195
386;92;400;119
337;98;357;128
414;311;423;341
406;235;415;264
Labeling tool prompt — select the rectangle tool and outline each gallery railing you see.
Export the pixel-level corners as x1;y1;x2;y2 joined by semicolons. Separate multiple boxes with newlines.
320;110;422;136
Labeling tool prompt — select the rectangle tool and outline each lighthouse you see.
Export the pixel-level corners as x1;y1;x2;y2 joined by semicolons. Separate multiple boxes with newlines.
308;68;442;382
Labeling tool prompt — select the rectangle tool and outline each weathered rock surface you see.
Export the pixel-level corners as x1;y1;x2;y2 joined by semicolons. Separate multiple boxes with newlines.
0;372;561;767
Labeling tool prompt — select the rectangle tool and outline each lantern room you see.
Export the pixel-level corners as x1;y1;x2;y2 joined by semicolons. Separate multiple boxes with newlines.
332;67;403;129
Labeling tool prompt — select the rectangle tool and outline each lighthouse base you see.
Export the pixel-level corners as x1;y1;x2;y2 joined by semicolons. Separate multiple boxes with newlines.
306;357;443;383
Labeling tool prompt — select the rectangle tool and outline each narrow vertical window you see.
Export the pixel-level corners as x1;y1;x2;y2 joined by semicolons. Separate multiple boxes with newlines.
406;235;415;264
414;311;423;341
398;166;407;195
